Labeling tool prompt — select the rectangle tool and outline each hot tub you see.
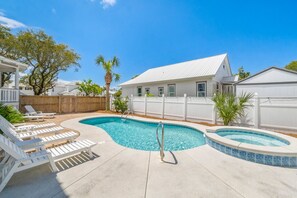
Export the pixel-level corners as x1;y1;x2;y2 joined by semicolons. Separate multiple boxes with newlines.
206;127;297;167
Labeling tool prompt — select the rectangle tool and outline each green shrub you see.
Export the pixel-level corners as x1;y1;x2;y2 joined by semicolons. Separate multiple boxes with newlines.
113;97;128;114
0;103;24;123
212;93;253;126
146;93;154;97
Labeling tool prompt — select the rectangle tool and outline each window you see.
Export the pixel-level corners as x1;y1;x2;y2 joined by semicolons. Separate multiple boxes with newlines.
197;82;207;97
145;88;150;95
168;84;176;97
158;87;164;97
137;87;142;96
216;83;220;93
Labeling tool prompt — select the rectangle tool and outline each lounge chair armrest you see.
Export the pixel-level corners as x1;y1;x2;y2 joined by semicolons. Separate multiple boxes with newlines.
16;125;36;132
37;111;43;114
17;138;44;150
13;123;26;127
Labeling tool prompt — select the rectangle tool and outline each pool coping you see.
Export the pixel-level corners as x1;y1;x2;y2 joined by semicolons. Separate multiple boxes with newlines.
205;126;297;156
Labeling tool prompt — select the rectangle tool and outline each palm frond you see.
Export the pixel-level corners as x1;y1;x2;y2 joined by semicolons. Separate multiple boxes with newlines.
113;73;121;82
112;56;119;67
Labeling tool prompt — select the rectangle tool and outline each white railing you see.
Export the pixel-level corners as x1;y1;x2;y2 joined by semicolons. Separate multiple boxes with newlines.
129;94;297;132
0;88;19;103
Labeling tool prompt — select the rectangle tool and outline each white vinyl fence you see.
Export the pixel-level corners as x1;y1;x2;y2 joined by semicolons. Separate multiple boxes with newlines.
128;94;297;132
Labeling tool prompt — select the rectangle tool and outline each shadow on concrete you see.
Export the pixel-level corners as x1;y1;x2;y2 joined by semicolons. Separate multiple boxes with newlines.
2;152;99;198
56;152;100;171
162;151;178;165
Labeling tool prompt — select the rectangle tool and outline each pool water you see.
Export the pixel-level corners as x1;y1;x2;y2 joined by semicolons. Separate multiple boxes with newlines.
80;117;205;151
216;129;289;147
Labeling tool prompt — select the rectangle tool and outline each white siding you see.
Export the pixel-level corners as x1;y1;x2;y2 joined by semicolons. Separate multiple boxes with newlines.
122;77;215;97
236;83;297;97
214;57;232;82
240;68;297;84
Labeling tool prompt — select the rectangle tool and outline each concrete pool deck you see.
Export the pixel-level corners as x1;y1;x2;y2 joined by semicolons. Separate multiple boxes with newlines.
1;113;297;197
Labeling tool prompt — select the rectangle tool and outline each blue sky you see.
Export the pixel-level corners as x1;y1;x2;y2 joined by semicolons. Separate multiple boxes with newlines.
1;0;297;87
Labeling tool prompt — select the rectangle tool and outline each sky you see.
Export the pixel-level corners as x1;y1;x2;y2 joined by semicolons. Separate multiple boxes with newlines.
0;0;297;87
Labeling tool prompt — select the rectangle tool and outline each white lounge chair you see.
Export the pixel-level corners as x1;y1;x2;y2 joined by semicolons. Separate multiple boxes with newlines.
11;106;46;121
23;114;45;121
0;123;78;150
13;123;56;132
24;105;56;118
0;134;96;192
17;126;64;139
0;116;64;139
1;116;56;132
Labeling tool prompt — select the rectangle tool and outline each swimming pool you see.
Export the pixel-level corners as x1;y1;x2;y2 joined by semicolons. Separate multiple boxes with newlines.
80;117;205;151
216;129;289;147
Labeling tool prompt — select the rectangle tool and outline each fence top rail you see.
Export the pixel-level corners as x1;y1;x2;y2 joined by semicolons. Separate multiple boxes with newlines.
20;95;106;98
0;88;19;91
258;96;297;99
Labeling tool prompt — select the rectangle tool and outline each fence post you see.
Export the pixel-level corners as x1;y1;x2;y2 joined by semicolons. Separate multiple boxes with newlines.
254;92;259;128
212;94;216;124
58;96;61;114
183;94;187;121
110;96;113;111
161;94;165;119
144;94;147;116
130;94;134;113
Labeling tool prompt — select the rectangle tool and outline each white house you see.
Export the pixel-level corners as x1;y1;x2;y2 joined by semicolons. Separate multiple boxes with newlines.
236;67;297;97
120;53;237;97
0;56;28;109
17;79;82;96
47;80;81;96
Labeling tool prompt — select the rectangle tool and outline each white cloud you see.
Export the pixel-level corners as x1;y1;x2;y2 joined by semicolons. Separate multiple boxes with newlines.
52;8;56;14
0;12;27;29
100;0;117;9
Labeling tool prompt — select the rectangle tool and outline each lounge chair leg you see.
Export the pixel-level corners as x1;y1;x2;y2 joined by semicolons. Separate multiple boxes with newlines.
0;162;20;192
87;149;93;158
48;155;58;172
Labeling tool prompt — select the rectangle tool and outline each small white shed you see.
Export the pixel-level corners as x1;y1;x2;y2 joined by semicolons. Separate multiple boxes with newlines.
236;67;297;97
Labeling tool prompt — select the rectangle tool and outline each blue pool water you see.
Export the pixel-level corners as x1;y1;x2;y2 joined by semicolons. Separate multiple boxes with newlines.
216;129;289;146
80;117;205;151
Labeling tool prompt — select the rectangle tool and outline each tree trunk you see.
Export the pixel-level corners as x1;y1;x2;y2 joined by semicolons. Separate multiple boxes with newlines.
105;72;112;111
106;83;110;111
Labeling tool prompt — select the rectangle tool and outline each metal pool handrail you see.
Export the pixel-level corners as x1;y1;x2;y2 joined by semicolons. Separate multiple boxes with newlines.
121;110;131;120
156;121;165;161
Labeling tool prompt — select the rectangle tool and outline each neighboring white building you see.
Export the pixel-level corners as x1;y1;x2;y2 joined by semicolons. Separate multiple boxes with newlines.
17;79;82;96
120;54;237;97
47;80;81;96
0;56;28;109
236;67;297;97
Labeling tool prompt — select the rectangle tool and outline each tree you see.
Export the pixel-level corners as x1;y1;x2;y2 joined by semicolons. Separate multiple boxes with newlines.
0;25;20;86
96;55;120;110
16;30;80;95
78;79;103;96
237;66;250;80
285;61;297;72
212;93;253;126
1;72;13;87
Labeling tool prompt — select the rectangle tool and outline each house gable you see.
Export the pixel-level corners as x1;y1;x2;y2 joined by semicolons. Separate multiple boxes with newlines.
238;67;297;85
214;55;232;82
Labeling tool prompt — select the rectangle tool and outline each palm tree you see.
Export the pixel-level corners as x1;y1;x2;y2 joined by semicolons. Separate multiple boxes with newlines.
96;55;120;110
212;93;253;125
